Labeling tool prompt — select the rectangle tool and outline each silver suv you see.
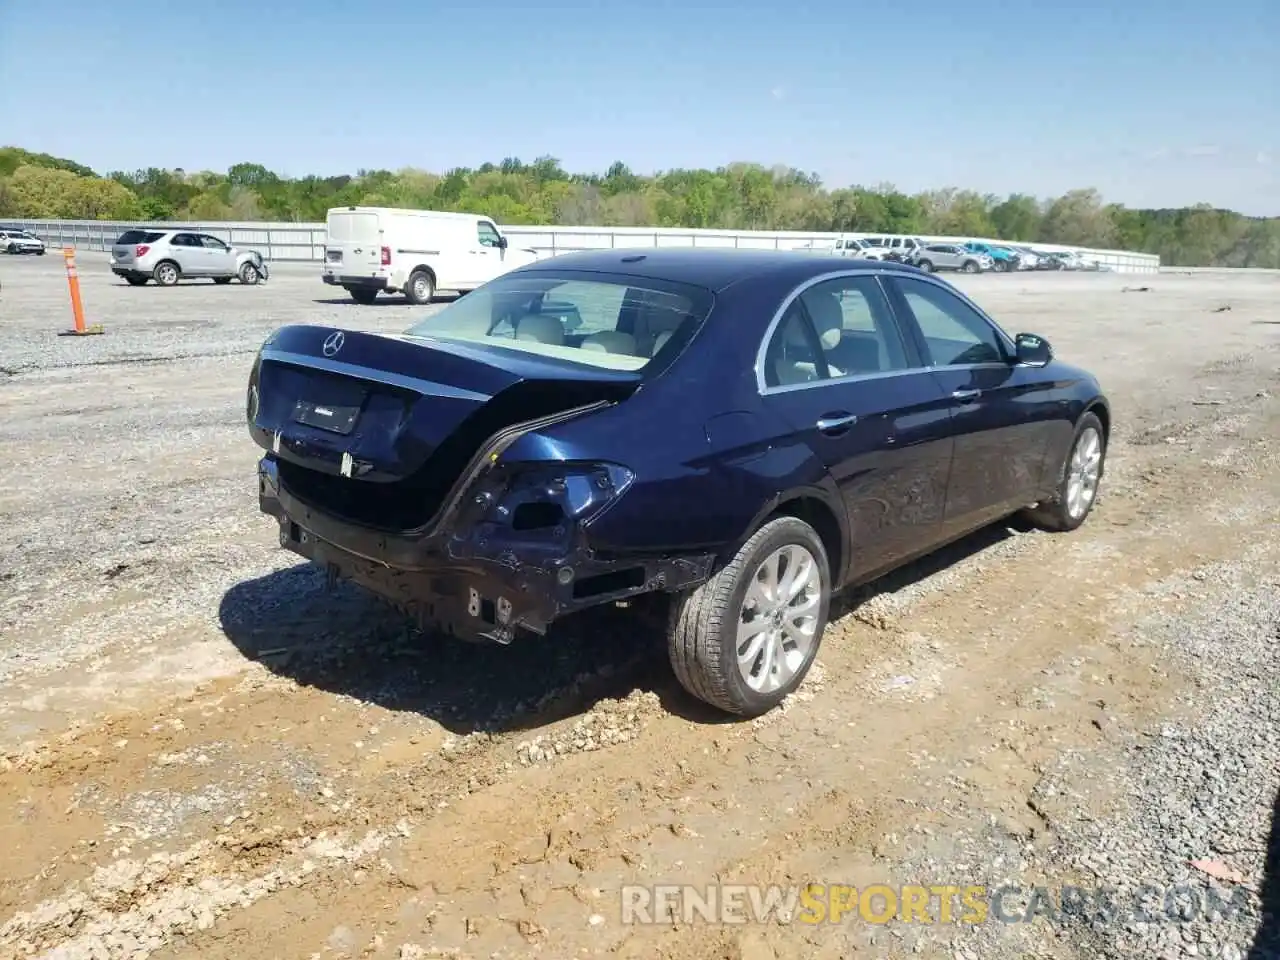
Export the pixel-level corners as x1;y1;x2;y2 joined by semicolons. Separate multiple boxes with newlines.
110;229;267;286
910;243;991;274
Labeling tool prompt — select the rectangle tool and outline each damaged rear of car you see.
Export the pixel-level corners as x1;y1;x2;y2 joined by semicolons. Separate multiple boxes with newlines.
249;267;721;650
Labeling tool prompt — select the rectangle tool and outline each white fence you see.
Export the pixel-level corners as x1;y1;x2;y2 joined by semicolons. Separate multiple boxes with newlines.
3;218;1162;274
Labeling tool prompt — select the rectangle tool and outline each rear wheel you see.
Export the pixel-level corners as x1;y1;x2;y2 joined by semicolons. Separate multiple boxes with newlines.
347;287;378;305
153;260;180;286
668;516;831;717
405;269;435;305
1022;411;1106;532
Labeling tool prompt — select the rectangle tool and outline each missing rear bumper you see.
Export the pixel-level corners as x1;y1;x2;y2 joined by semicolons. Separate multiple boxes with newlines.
258;455;714;643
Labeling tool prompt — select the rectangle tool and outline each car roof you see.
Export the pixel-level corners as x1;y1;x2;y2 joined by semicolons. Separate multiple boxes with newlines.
511;247;922;292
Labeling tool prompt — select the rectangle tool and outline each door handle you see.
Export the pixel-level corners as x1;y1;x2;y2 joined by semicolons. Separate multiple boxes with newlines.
951;388;982;403
816;412;858;434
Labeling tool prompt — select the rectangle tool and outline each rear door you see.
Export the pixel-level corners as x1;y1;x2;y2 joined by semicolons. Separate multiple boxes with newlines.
757;272;956;584
168;233;205;275
883;273;1059;533
326;210;383;278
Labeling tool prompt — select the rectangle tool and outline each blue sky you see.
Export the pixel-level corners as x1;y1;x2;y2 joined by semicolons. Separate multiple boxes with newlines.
1;0;1276;214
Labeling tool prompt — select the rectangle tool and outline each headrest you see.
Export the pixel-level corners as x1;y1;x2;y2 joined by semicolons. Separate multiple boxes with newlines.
805;293;844;350
515;314;565;345
580;331;637;355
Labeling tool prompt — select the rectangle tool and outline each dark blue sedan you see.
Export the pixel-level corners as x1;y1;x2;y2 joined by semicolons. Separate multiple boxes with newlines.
247;248;1110;717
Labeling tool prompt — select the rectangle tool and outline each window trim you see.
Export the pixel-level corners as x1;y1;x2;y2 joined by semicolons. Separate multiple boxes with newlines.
477;219;502;247
755;267;1014;396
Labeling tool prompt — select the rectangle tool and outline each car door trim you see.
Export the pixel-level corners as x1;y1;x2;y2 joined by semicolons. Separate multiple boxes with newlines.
755;268;1016;397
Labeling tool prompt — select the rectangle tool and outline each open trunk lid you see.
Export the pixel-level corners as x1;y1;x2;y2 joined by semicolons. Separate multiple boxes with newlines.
248;324;639;531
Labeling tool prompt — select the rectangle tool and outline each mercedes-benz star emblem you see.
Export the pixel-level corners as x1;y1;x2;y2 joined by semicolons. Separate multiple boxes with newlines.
322;331;345;357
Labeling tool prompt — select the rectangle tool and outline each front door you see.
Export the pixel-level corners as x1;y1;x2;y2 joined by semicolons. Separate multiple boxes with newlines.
466;219;505;287
198;235;236;276
758;273;956;585
883;274;1060;533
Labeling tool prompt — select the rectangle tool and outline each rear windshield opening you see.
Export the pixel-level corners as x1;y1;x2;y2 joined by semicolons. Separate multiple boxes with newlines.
115;230;166;245
402;272;714;372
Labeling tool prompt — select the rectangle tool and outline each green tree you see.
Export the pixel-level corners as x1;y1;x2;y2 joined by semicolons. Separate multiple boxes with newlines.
3;143;1279;267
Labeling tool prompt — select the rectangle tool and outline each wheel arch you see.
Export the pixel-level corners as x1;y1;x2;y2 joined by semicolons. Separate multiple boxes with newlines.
152;258;181;279
732;488;847;588
408;263;438;286
1081;397;1111;475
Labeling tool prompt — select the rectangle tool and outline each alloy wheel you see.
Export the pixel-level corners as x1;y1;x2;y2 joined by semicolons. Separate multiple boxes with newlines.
736;544;822;694
1066;426;1103;519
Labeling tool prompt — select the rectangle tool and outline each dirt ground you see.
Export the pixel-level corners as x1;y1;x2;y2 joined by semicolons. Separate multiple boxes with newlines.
1;254;1278;959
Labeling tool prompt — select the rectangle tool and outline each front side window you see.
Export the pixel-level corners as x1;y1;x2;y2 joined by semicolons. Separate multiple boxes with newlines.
200;235;229;251
403;272;711;372
477;222;502;248
892;277;1008;367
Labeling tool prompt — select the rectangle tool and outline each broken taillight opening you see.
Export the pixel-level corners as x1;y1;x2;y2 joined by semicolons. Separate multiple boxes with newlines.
380;246;391;265
473;462;634;535
135;244;150;257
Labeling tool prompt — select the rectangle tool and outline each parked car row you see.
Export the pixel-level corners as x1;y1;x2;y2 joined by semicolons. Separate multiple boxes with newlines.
824;234;1099;273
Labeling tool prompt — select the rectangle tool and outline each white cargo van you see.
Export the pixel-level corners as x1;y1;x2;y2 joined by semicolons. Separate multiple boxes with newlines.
321;206;538;305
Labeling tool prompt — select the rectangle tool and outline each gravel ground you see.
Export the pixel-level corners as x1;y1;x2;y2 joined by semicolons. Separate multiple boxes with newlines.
1;252;1278;960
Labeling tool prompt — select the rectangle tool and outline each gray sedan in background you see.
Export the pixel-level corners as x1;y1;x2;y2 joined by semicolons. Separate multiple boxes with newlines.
109;229;268;286
910;243;992;274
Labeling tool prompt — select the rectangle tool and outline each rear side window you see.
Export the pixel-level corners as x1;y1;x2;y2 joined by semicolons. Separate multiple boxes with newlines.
115;230;165;245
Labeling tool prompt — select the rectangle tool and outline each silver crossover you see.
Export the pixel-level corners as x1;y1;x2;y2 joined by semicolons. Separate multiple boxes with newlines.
109;229;267;286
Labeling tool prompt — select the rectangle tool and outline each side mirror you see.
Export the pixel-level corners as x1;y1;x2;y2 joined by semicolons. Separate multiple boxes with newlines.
497;235;508;249
1014;332;1052;366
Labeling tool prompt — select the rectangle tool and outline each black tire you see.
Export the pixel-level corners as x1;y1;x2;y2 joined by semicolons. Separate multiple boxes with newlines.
1021;411;1107;532
36;248;46;256
916;260;934;273
214;277;233;285
239;262;261;285
153;260;181;286
347;287;378;305
404;269;435;305
125;277;149;287
668;516;831;717
5;244;17;255
961;259;980;274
